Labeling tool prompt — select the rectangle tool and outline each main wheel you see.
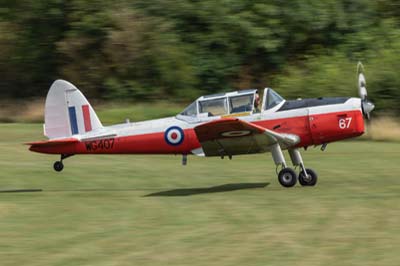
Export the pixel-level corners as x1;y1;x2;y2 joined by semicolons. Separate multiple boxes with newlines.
278;168;297;187
298;168;318;186
53;161;64;172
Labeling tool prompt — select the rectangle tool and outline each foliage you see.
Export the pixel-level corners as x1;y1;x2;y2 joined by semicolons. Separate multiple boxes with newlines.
0;0;399;112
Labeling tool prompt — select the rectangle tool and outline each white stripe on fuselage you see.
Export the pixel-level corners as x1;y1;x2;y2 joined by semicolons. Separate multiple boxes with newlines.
79;98;361;138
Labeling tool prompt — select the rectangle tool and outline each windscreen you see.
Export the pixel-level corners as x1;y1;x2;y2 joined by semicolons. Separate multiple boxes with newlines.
180;101;197;117
265;89;284;110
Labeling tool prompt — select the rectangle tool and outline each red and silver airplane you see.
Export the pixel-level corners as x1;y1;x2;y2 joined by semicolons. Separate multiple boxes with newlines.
28;63;374;187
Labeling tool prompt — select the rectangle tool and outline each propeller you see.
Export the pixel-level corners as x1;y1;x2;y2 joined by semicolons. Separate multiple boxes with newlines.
357;62;375;120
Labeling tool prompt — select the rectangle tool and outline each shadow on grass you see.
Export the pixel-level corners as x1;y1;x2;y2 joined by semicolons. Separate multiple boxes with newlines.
144;182;269;197
0;189;43;193
0;188;156;193
0;183;269;195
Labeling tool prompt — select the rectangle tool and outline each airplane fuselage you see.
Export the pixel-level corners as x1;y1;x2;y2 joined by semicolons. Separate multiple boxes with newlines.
30;97;365;155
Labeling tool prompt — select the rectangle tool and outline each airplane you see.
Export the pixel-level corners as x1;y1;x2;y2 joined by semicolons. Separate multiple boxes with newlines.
27;62;375;187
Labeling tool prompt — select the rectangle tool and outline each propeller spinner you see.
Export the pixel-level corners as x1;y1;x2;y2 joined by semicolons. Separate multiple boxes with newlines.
357;62;375;119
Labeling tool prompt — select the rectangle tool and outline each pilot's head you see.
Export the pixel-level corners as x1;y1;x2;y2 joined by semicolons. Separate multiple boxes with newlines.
255;90;260;108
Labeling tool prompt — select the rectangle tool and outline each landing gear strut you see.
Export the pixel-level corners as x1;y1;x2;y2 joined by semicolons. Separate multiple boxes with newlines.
53;154;73;172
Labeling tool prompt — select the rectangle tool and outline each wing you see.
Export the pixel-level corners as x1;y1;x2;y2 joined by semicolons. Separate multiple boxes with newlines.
194;118;299;157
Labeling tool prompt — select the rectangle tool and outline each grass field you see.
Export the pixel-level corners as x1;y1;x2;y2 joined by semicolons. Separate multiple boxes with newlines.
0;123;399;266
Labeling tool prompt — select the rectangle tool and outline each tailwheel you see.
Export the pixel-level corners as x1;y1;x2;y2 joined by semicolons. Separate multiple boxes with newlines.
278;168;297;187
298;168;318;186
53;161;64;172
53;154;73;172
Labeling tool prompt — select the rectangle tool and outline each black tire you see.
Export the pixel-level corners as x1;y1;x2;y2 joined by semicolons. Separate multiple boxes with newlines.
278;168;297;187
298;168;318;186
53;161;64;172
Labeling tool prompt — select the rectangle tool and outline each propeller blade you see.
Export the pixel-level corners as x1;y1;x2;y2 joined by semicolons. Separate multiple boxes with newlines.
358;72;366;88
357;62;374;119
359;84;367;101
357;62;367;100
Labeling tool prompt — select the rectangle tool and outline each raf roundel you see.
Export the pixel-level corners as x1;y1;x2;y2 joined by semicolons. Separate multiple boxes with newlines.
221;130;251;137
164;126;185;146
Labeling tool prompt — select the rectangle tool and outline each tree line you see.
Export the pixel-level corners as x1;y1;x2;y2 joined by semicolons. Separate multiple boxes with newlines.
0;0;399;113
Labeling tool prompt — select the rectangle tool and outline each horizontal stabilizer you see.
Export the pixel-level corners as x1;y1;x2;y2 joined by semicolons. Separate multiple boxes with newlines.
25;138;79;147
80;132;117;142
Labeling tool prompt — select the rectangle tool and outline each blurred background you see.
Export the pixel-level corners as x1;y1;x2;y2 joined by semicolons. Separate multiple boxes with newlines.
1;2;400;265
0;0;399;126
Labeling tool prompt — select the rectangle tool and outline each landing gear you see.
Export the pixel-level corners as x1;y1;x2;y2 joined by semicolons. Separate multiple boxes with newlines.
53;161;64;172
53;154;73;172
271;145;318;187
271;144;297;188
289;149;318;187
278;168;297;187
298;168;318;186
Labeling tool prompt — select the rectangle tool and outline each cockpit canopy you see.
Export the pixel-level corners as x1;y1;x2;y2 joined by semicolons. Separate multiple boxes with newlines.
179;88;284;119
180;90;255;118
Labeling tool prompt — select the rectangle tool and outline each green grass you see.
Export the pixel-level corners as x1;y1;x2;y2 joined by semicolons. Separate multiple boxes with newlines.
1;123;400;266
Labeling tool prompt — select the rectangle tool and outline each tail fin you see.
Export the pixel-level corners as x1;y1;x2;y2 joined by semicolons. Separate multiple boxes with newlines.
44;80;103;139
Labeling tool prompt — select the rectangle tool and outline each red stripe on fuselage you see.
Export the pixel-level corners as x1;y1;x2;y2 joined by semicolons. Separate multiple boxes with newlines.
254;109;364;146
29;109;364;155
82;105;92;132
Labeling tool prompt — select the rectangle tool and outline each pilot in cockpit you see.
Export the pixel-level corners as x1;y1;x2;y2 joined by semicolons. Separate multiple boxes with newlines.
254;90;260;113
